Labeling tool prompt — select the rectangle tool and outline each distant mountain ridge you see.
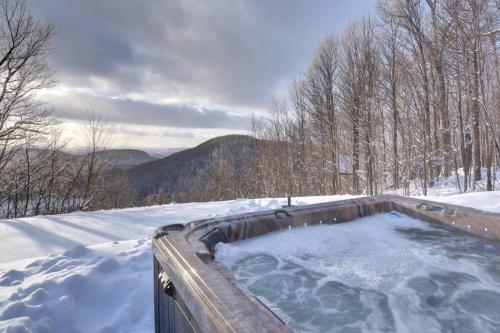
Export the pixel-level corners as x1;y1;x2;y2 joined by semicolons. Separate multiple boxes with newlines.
25;147;157;169
95;149;156;169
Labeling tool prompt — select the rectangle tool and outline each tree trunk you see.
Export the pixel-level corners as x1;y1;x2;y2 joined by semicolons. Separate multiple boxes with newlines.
471;40;482;182
391;69;399;188
352;109;360;193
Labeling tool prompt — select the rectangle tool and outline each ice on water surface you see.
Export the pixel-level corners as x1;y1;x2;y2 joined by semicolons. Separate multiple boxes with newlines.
215;212;500;333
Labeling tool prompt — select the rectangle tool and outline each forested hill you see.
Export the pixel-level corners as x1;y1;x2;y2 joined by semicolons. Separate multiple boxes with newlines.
125;135;257;201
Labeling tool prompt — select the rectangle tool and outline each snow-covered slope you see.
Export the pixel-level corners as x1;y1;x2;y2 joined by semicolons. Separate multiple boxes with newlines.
0;193;498;332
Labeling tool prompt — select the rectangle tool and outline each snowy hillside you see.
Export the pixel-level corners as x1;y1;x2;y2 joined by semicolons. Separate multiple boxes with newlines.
0;193;499;332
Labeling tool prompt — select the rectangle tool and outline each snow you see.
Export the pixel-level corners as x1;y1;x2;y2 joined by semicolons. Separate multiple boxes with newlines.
0;192;498;332
0;240;152;333
390;168;500;197
409;168;500;213
424;191;500;214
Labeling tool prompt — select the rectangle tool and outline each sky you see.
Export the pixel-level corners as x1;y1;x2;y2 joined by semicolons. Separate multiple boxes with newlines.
29;0;376;151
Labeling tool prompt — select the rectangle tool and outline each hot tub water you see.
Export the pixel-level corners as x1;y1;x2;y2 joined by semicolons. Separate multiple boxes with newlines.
215;212;500;333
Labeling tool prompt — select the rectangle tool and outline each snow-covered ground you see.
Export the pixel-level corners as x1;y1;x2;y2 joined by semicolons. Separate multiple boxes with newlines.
425;191;500;214
390;168;500;197
0;192;498;332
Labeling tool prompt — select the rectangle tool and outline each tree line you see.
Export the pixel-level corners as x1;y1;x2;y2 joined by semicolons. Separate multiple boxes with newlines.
242;0;499;198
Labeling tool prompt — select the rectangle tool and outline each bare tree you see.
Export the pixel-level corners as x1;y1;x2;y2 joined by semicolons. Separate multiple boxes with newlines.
80;107;110;210
0;0;54;165
305;36;341;194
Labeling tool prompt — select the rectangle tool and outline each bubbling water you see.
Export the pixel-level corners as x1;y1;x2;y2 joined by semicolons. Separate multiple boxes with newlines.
215;212;500;333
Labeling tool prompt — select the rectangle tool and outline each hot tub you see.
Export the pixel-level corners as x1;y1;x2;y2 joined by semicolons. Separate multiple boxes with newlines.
152;195;500;333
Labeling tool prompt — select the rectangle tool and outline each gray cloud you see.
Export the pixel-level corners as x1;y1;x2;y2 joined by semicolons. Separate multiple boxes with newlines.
28;0;376;147
110;126;196;141
48;93;250;130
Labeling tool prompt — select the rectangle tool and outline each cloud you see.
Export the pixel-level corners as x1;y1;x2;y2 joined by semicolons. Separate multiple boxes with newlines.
28;0;376;147
111;126;195;139
58;122;248;150
45;91;251;130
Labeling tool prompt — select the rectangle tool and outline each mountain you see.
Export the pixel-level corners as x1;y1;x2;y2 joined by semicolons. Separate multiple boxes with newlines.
126;135;257;200
95;149;157;169
22;148;156;169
